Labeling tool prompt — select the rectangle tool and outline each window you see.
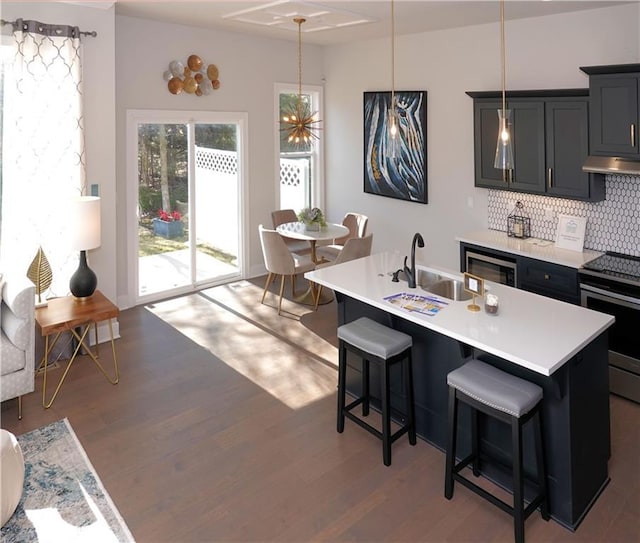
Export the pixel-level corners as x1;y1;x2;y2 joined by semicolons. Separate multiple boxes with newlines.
275;83;324;213
127;109;248;304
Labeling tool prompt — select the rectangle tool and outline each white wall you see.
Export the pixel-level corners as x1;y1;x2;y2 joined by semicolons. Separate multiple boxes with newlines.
115;15;324;306
1;2;117;303
323;3;640;271
2;2;639;308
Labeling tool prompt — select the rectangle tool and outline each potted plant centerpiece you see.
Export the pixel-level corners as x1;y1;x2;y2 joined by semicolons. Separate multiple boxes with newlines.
298;207;326;232
153;209;184;239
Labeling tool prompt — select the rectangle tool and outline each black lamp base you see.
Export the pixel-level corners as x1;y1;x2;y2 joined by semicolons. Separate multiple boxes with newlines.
69;250;97;300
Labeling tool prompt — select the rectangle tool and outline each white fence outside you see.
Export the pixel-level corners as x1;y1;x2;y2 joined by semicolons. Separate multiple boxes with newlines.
194;148;309;256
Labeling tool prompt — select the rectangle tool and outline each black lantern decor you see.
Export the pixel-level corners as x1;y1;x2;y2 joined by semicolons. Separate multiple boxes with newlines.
507;201;531;239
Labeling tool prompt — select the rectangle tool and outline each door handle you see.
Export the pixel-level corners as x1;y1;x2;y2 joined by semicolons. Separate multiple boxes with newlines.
632;124;636;148
547;168;552;189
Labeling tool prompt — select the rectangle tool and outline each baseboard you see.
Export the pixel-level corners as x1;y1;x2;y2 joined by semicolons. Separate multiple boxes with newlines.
88;319;120;347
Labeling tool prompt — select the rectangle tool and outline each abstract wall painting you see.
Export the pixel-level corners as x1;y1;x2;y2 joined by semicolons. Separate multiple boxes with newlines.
363;91;428;204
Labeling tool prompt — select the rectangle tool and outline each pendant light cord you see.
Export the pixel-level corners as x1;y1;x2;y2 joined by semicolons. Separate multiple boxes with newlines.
500;0;506;115
391;0;395;107
295;17;305;101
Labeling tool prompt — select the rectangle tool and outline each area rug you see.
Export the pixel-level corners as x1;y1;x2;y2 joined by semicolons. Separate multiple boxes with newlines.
1;418;135;543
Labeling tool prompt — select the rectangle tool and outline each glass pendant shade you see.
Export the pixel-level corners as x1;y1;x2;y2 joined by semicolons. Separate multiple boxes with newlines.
387;107;400;158
494;108;514;170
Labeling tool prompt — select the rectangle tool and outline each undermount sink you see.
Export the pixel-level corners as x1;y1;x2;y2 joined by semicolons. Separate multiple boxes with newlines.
392;269;473;301
426;279;473;302
393;269;443;288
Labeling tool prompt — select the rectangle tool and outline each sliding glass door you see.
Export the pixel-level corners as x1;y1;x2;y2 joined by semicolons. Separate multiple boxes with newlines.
128;110;247;304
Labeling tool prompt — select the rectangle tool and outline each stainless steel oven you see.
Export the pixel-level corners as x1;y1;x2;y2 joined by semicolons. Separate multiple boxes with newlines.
580;253;640;404
465;250;517;287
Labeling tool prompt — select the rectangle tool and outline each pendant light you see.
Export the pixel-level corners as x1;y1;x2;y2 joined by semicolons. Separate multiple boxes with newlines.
280;17;321;148
387;0;401;158
494;0;514;170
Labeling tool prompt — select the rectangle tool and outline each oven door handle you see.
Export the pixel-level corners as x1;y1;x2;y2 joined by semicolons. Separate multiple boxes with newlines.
580;283;640;308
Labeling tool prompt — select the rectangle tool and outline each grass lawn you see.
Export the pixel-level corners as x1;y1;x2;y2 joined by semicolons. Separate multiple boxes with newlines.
138;218;236;265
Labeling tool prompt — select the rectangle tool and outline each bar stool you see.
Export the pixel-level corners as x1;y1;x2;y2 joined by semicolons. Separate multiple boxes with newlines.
337;317;416;466
444;359;549;543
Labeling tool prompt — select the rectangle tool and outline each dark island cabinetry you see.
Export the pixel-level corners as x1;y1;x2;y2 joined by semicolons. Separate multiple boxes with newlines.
468;90;605;202
336;293;609;531
580;64;640;158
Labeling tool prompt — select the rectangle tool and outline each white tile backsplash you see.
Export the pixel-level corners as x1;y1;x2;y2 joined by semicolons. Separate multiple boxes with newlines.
487;175;640;257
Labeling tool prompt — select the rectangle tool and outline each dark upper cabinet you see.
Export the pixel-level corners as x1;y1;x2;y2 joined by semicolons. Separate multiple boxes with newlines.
580;65;640;157
468;90;605;202
473;99;545;192
545;100;595;199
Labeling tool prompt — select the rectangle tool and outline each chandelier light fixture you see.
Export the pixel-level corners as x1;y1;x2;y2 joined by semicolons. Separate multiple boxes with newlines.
387;0;401;158
280;17;321;147
494;0;514;170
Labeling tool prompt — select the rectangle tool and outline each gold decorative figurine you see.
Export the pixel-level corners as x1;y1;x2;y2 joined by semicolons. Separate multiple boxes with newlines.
26;246;53;307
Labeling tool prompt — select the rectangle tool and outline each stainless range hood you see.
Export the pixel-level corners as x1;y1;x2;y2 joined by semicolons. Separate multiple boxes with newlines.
583;155;640;176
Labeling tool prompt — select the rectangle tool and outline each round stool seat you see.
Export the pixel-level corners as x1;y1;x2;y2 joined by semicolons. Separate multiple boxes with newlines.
1;429;25;527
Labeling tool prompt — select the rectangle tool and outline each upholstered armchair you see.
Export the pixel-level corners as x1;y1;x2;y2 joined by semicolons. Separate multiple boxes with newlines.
258;224;315;315
316;212;369;262
313;233;373;309
271;209;312;256
0;276;35;419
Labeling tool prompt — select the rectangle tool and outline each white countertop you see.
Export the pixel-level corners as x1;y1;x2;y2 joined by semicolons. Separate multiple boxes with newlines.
305;251;614;376
457;230;603;268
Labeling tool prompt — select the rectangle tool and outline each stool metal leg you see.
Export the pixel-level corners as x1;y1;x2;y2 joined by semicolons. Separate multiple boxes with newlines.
534;409;550;521
444;387;458;500
362;358;370;417
512;417;525;543
337;341;347;433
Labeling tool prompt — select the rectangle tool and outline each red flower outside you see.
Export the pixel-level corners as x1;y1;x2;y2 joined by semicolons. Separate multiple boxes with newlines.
157;209;181;222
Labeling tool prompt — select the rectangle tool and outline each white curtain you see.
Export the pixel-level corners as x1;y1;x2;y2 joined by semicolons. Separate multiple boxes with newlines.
0;19;86;297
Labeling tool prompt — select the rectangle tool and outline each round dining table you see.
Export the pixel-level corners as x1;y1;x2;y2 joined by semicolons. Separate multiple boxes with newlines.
276;221;349;305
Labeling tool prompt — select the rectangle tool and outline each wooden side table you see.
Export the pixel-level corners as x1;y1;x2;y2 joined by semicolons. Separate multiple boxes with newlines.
35;290;120;408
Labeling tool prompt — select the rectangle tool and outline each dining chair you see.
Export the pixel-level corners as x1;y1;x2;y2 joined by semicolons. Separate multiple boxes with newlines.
271;209;312;255
316;212;368;262
313;233;373;310
258;224;315;315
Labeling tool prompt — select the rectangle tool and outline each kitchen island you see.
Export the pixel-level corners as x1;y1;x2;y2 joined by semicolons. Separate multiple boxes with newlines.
305;252;615;531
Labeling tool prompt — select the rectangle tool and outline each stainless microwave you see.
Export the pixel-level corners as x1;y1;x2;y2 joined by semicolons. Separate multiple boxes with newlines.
465;250;517;287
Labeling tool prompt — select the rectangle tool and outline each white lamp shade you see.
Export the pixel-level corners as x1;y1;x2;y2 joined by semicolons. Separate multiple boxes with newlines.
69;196;101;251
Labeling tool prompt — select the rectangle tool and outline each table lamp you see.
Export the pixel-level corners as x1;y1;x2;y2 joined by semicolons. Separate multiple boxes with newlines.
68;196;101;300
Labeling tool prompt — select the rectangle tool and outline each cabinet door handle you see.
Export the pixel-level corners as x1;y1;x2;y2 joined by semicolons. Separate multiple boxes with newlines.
544;273;550;280
509;169;514;183
547;168;553;188
632;124;636;148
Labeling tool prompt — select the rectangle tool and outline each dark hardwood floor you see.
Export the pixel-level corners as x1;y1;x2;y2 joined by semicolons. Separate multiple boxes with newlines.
2;276;639;542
